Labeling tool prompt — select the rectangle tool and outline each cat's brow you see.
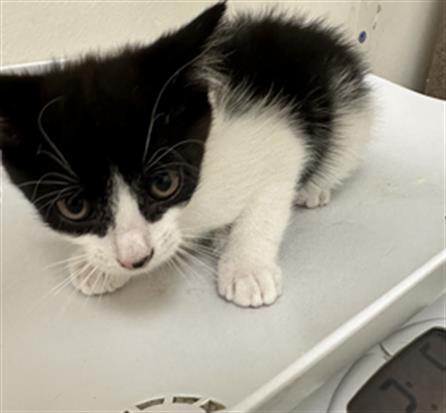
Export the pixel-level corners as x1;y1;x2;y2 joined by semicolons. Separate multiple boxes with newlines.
142;52;206;164
144;139;204;171
37;96;79;181
18;171;81;200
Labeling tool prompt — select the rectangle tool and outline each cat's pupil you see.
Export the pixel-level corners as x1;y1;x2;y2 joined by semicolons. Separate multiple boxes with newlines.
66;197;84;213
154;172;172;191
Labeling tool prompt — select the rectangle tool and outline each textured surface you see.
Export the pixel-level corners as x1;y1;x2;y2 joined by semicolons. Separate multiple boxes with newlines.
1;76;444;411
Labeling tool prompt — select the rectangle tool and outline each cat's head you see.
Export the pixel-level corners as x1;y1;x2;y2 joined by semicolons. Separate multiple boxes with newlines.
0;2;226;276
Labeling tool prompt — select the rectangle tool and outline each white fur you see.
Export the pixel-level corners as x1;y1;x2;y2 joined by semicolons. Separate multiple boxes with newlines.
68;177;183;295
113;176;152;268
68;93;371;307
179;101;307;307
295;104;374;208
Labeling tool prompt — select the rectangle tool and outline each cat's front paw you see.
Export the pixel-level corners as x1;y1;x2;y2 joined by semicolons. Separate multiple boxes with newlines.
295;183;331;208
217;259;282;308
69;261;130;296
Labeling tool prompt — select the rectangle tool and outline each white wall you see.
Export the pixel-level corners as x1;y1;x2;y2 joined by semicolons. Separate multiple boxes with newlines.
0;1;441;91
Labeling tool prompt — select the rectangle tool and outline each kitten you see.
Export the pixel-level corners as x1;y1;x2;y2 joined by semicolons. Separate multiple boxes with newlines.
0;2;372;307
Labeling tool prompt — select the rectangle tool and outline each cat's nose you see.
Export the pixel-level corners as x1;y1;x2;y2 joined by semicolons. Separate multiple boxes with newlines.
118;250;154;270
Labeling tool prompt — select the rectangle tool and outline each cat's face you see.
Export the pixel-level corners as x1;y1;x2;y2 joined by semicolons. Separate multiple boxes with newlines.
0;3;225;276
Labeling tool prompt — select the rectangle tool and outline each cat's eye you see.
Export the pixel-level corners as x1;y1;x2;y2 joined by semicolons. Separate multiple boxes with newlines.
149;169;181;200
56;196;90;221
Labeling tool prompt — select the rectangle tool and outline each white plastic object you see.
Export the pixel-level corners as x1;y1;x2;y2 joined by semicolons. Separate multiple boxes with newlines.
1;69;445;412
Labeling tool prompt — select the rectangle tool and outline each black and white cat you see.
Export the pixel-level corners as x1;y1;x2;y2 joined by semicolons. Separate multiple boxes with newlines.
0;2;372;307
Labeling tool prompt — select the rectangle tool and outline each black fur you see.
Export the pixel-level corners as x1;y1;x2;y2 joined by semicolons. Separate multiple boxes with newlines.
0;1;368;237
0;2;226;236
207;11;369;183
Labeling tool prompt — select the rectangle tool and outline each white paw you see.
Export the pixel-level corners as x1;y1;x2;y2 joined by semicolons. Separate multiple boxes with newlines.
295;183;331;208
217;260;282;308
69;261;130;296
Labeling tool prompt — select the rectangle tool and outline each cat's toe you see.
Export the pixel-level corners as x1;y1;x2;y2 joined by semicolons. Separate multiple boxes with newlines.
69;261;130;296
218;261;282;308
295;184;331;208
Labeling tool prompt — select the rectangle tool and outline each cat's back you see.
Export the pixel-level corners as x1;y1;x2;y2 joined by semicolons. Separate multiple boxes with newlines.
207;11;369;112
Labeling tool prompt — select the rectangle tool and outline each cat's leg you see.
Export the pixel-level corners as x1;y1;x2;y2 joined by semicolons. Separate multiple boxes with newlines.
68;260;130;296
217;180;296;308
295;108;373;209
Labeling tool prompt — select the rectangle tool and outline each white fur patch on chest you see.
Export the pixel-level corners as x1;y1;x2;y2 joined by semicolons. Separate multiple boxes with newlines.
179;100;308;234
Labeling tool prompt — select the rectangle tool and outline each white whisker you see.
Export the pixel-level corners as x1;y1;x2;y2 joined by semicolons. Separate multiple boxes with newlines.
45;253;89;270
18;179;69;189
23;261;89;318
57;265;97;320
28;171;79;200
145;139;204;171
36;148;78;180
142;52;205;163
178;246;217;277
33;185;78;205
170;255;192;286
37;97;79;180
97;273;110;304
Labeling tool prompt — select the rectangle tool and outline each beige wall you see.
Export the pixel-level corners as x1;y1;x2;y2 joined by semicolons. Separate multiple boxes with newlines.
0;1;442;91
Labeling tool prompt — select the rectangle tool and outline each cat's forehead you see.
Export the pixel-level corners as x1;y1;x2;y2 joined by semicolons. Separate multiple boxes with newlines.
43;54;167;104
28;55;210;182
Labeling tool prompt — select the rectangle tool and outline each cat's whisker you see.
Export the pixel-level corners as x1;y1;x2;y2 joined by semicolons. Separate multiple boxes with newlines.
142;52;205;163
177;251;213;284
22;277;72;319
181;231;226;243
50;276;76;298
97;273;110;304
145;139;204;171
23;261;89;318
41;187;83;219
185;243;221;259
165;258;189;287
179;245;217;273
181;232;223;242
18;179;70;189
36;148;79;181
181;240;222;253
56;281;81;321
145;143;191;170
183;241;224;267
79;265;98;290
48;264;86;297
37;97;79;180
39;171;79;184
52;262;91;298
175;254;205;284
155;147;201;175
57;265;98;320
169;255;192;286
181;237;220;256
45;253;89;270
153;161;200;173
34;185;79;206
29;171;79;200
175;253;203;281
177;245;216;277
82;268;102;310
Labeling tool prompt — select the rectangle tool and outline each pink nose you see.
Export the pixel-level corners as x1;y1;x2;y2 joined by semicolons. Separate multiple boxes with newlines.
118;250;154;270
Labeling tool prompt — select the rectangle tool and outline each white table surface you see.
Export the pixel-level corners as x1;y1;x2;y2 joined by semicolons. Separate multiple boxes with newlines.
1;75;444;411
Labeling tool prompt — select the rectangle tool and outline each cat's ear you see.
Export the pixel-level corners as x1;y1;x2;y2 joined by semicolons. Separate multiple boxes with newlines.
145;1;227;66
170;1;226;48
0;74;42;149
